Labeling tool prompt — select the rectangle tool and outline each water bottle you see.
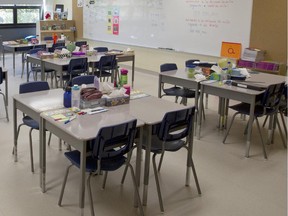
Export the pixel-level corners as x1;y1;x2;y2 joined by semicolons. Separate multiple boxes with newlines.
63;86;72;108
120;68;128;86
71;84;80;109
94;76;100;90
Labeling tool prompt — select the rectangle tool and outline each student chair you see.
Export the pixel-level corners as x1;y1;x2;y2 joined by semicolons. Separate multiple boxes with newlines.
75;41;87;47
160;63;198;106
262;84;287;148
122;107;201;213
15;81;52;173
43;36;53;41
58;119;144;216
94;55;117;82
71;75;95;86
49;42;65;52
59;57;88;87
21;44;47;78
26;48;56;87
0;67;9;121
223;82;286;159
93;47;108;52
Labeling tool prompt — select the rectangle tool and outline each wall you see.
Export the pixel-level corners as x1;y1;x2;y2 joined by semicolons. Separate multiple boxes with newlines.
76;0;287;75
0;28;36;41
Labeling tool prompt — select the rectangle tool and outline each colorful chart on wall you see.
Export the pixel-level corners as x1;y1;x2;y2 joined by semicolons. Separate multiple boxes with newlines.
83;0;253;57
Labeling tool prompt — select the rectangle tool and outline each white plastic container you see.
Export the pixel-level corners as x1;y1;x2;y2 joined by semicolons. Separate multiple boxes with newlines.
71;84;80;109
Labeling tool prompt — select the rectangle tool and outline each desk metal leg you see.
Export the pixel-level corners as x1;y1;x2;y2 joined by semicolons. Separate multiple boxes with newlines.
2;49;5;67
143;124;152;206
13;50;15;76
246;100;255;157
40;117;46;192
197;85;204;139
131;56;135;88
13;99;18;162
134;126;143;207
79;142;87;209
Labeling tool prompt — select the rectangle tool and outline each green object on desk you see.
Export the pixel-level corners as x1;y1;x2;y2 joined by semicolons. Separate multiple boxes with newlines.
67;42;76;52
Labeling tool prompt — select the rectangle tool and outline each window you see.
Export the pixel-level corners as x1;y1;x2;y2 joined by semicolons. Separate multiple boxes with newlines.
0;8;13;24
0;5;42;27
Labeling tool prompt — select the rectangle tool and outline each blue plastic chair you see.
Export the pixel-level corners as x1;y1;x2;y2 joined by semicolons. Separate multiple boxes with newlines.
93;47;108;52
75;41;87;47
58;119;144;216
223;82;286;158
0;67;9;121
15;81;52;173
94;55;117;82
160;63;197;106
60;58;88;86
122;107;201;213
72;75;95;86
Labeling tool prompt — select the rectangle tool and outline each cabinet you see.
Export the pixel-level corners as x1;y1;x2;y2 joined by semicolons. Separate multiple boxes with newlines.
36;20;76;42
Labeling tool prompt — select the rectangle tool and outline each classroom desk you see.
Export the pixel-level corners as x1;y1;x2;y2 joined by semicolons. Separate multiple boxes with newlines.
198;72;286;157
13;89;64;162
2;42;48;76
13;88;192;211
26;53;136;88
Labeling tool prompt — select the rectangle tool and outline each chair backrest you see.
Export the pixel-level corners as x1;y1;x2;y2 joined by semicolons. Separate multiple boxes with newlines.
19;81;50;94
0;67;3;85
185;59;200;67
75;41;87;47
54;46;67;51
160;63;178;72
92;119;137;166
50;42;65;52
68;57;88;75
72;75;95;86
260;82;285;110
93;47;108;52
34;44;47;50
157;107;195;142
44;36;53;41
98;55;117;71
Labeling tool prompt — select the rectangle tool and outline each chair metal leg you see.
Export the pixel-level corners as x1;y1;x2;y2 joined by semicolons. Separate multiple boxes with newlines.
58;164;73;206
102;171;108;189
190;157;201;194
47;132;52;146
0;92;9;121
262;115;269;128
13;123;25;155
157;152;165;172
121;146;136;184
152;153;164;213
29;128;34;173
276;116;287;148
87;173;95;216
255;118;267;159
223;112;239;143
128;163;144;216
279;112;287;138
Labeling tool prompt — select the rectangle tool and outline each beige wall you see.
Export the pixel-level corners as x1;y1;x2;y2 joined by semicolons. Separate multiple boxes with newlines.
72;0;287;75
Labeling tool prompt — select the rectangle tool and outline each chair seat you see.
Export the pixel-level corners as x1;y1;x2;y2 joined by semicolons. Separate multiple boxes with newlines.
94;70;112;78
163;87;196;98
22;116;39;129
143;135;185;154
229;103;277;117
64;150;126;173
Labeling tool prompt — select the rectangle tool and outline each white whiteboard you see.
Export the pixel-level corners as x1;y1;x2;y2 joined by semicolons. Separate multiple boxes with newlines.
83;0;253;57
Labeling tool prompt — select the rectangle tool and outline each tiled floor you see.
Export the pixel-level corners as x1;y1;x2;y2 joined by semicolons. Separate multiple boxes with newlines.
0;53;286;216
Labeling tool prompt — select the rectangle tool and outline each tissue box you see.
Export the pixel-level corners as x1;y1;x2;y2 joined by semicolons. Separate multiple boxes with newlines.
105;95;130;107
80;98;105;109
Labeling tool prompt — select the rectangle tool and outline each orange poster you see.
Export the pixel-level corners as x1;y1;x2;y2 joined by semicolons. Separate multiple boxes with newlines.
221;42;242;59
